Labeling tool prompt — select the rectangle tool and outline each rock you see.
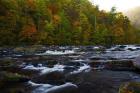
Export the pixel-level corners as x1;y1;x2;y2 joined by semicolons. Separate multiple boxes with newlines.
76;70;140;93
47;83;78;93
113;48;124;51
1;72;30;82
128;48;135;51
133;56;140;69
45;61;58;68
0;72;30;88
109;46;125;51
32;71;65;85
0;59;15;67
89;60;134;71
119;82;140;93
0;65;39;78
89;61;106;70
13;45;46;55
64;66;76;73
90;57;107;60
106;60;134;71
119;45;127;49
64;62;82;67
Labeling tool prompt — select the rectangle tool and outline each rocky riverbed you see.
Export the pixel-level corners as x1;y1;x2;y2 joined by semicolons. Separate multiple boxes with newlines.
0;45;140;93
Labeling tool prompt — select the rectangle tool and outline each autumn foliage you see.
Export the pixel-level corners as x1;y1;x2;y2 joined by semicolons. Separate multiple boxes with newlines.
0;0;140;46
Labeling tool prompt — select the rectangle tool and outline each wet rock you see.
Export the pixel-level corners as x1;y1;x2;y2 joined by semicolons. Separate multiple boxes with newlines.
125;45;140;51
0;72;30;88
0;65;39;78
0;59;15;67
133;56;140;69
106;60;134;71
45;61;59;68
64;62;82;67
18;55;41;62
89;61;106;70
32;71;65;85
89;60;134;71
75;70;140;93
13;45;46;55
90;57;107;60
108;45;140;51
108;46;125;51
119;45;127;49
128;48;135;51
119;82;140;93
64;66;76;73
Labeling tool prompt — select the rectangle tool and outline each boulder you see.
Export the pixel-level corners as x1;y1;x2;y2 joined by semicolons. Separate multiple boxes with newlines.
88;61;106;70
106;60;134;71
89;60;134;71
64;66;76;73
0;72;30;88
32;71;65;85
119;45;127;49
64;62;81;67
13;45;46;55
133;56;140;69
119;82;140;93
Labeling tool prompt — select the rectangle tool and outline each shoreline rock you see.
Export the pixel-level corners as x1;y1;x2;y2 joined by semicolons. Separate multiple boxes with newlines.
133;56;140;69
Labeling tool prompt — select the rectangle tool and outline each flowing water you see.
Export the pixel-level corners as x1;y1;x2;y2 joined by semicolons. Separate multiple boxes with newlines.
0;45;140;93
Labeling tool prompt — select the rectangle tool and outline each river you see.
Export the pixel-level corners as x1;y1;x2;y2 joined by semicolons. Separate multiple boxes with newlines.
0;45;140;93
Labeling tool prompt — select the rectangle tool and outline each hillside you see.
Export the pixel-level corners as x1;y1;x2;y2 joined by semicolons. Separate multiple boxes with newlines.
0;0;140;45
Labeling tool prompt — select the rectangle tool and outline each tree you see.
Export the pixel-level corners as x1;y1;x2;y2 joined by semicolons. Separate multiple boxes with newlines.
0;0;139;45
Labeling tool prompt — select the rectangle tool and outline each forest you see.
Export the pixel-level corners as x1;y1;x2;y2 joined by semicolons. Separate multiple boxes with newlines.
0;0;140;46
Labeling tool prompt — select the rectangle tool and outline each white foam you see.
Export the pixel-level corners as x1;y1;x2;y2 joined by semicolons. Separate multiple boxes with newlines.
107;45;140;51
32;82;77;93
73;59;85;62
36;50;75;55
29;81;53;93
23;64;46;70
70;63;91;74
23;64;65;75
14;54;23;57
73;47;80;50
93;46;100;49
41;64;65;74
125;45;140;50
28;81;52;87
46;83;77;92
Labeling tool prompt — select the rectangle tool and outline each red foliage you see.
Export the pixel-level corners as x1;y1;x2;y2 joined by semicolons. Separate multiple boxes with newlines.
21;24;37;39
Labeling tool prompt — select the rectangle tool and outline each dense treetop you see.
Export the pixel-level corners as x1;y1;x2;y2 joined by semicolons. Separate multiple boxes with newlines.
0;0;140;46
